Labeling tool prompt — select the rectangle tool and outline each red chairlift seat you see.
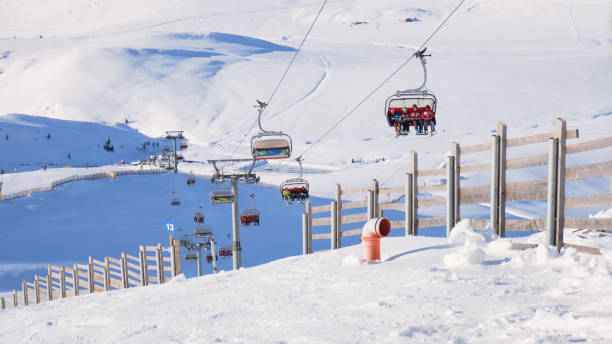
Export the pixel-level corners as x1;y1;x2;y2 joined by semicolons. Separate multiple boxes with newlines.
193;211;204;223
186;178;196;185
219;247;233;257
240;209;260;227
280;178;309;204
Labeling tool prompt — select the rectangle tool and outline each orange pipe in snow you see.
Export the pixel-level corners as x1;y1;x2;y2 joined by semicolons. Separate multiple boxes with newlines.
362;217;391;262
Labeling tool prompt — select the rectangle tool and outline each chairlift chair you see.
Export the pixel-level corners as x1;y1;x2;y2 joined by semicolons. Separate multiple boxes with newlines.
210;186;234;204
193;211;204;223
170;192;181;206
219;246;233;257
250;100;292;160
180;142;188;150
206;254;214;263
240;193;260;227
240;209;260;227
194;225;212;239
384;48;437;136
185;252;198;261
186;178;196;185
280;157;309;204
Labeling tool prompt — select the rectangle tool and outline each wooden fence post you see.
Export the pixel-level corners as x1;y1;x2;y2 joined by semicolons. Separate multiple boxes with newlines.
22;281;28;306
546;138;559;247
88;257;95;293
139;246;147;286
497;122;507;237
156;243;164;284
446;155;456;237
554;118;567;252
371;179;380;217
490;135;500;235
331;200;338;250
335;183;342;249
173;239;182;276
451;142;460;223
121;253;129;288
47;265;53;301
60;266;66;298
35;275;41;304
306;200;312;254
168;235;176;279
302;213;309;255
73;265;79;296
13;290;17;307
1;297;5;310
410;150;418;235
104;257;111;291
405;173;413;236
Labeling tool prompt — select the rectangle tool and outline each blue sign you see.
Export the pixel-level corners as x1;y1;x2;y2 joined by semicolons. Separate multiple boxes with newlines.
165;219;175;232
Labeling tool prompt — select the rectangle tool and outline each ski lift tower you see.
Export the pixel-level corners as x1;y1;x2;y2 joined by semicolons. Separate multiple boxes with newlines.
165;131;184;173
209;158;259;270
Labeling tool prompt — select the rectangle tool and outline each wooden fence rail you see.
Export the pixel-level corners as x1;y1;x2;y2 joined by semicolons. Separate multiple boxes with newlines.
1;236;182;311
0;168;167;201
302;118;612;255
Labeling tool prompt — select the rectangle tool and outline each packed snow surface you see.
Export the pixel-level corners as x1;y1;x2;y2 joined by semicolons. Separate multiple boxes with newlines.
1;0;612;342
3;224;612;342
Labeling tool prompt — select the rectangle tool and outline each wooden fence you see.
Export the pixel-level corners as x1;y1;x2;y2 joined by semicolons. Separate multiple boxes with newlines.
0;237;183;310
302;118;612;254
0;168;167;201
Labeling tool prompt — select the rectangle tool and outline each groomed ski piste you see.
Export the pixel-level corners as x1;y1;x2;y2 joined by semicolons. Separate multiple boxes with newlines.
1;0;612;342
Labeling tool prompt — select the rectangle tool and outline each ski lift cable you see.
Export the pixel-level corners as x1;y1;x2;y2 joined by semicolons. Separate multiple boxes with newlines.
228;0;329;162
294;0;467;162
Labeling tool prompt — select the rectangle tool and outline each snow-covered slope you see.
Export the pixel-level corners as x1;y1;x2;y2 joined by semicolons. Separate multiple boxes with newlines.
2;224;612;343
1;0;611;194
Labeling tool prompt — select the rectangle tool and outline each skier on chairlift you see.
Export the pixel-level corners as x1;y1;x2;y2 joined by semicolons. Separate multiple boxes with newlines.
422;105;436;135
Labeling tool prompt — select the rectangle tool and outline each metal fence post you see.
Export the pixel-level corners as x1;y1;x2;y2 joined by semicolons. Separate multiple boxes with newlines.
546;138;559;247
371;179;380;217
331;200;338;250
211;239;218;273
367;190;375;220
446;156;455;237
405;173;413;236
490;135;500;235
